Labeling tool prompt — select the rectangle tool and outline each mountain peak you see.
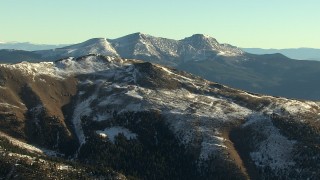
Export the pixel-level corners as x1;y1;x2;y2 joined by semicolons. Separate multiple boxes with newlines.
73;38;107;46
33;33;246;63
190;33;211;38
128;32;145;38
114;32;151;41
182;34;219;45
187;34;217;41
133;32;149;37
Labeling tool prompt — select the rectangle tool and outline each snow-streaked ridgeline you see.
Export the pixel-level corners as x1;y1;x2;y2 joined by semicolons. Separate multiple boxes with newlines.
35;33;245;65
0;54;320;179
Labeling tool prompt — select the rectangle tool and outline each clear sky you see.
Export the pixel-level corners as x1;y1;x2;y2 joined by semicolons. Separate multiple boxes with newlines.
1;0;319;48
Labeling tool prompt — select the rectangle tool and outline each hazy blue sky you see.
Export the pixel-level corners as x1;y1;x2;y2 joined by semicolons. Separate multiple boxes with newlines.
1;0;319;48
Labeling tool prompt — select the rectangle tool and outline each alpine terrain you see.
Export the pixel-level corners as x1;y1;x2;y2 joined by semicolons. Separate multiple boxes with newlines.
3;33;320;100
0;54;320;179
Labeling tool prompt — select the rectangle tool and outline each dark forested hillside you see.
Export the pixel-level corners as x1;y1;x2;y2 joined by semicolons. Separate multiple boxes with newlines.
1;54;320;179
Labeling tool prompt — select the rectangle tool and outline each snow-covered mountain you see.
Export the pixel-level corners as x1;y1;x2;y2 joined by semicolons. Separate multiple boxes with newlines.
36;38;118;60
3;33;320;101
1;54;320;179
35;33;245;65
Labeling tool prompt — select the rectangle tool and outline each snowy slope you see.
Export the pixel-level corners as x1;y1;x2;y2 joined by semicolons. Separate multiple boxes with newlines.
33;33;245;65
109;33;180;63
1;54;320;179
180;34;244;61
36;38;118;59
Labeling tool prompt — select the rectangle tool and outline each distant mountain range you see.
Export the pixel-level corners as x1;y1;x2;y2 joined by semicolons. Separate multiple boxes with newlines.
1;33;320;100
1;54;319;179
35;33;245;66
243;48;320;61
0;49;42;63
1;39;319;61
0;41;68;51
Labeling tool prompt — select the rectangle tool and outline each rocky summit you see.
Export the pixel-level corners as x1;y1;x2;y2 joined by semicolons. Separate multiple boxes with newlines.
3;33;320;100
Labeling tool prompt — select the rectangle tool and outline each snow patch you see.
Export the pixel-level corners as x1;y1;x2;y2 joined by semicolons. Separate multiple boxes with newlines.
159;66;193;82
0;103;21;109
96;126;137;143
72;94;95;146
0;131;60;156
280;100;316;115
0;62;58;79
92;113;112;121
125;88;143;100
57;165;73;171
54;56;115;76
244;114;296;171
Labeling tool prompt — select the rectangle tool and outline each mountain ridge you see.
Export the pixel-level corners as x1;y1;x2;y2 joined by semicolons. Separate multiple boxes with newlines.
35;33;245;65
1;54;320;179
243;47;320;61
2;33;320;101
2;36;319;61
0;42;68;51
